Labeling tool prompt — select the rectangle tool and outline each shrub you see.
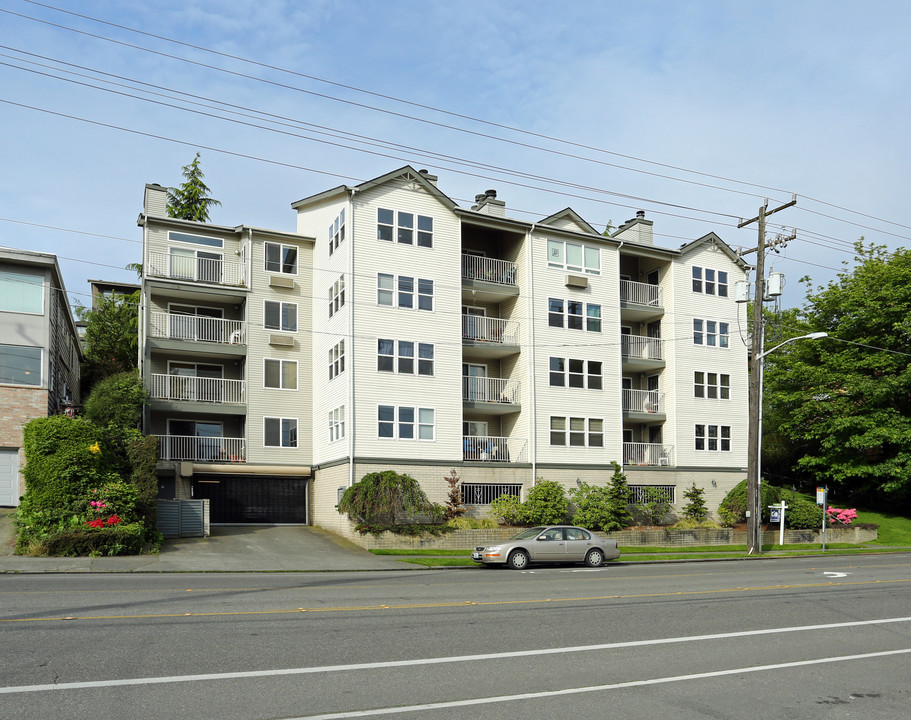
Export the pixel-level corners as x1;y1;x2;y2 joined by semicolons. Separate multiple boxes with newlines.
632;486;673;526
605;462;634;528
785;496;824;529
671;518;724;530
39;522;146;557
127;434;159;532
445;516;499;530
523;480;569;525
489;494;525;525
570;482;626;531
83;370;147;431
719;479;782;524
337;470;437;528
443;469;466;520
681;484;708;521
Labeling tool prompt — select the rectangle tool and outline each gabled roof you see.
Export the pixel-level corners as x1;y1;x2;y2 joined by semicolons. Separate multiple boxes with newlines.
679;231;748;268
291;166;458;212
538;207;601;236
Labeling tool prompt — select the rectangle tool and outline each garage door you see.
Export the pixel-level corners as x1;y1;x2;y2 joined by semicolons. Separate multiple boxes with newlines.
0;449;21;507
192;475;308;524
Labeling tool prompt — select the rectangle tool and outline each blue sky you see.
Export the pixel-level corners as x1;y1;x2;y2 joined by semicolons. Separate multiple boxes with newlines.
1;0;909;310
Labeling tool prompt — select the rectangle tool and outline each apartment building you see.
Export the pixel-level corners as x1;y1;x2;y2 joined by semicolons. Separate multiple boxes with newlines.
139;167;749;531
0;247;81;507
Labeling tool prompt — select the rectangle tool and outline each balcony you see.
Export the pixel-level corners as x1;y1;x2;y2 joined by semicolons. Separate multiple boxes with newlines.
463;436;528;463
147;250;247;288
621;334;665;370
622;389;666;421
462;315;520;359
462;376;520;415
623;442;674;467
158;435;246;463
148;313;247;360
149;374;246;405
620;280;663;321
461;255;519;303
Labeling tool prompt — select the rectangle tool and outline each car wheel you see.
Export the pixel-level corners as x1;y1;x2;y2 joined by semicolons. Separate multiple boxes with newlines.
584;549;604;568
507;549;529;570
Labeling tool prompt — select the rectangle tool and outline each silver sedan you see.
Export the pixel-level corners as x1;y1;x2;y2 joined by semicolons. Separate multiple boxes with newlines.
472;525;620;569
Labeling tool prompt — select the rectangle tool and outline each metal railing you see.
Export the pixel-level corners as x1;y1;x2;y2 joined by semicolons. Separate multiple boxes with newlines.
461;254;518;286
149;312;246;345
462;376;520;404
149;374;246;404
620;279;662;307
461;483;523;505
462;436;528;462
621;334;664;361
623;442;674;467
158;435;246;462
461;315;519;345
146;250;247;287
622;389;665;414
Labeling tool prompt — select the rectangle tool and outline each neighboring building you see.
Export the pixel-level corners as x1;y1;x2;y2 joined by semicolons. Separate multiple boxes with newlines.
138;167;749;533
0;247;82;507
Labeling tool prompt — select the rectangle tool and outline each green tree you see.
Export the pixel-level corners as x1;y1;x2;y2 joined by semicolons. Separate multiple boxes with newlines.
681;483;708;521
523;479;569;525
606;462;634;528
166;152;221;222
762;241;911;506
337;470;436;527
76;290;139;388
83;371;147;431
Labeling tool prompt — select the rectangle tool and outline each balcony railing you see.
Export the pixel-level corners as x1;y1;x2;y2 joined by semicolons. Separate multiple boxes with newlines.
149;374;246;404
622;389;665;414
463;436;528;463
620;279;662;307
147;250;247;287
461;255;518;286
621;334;664;361
462;315;519;345
461;483;523;505
149;312;246;345
623;442;674;467
462;376;520;404
158;435;246;463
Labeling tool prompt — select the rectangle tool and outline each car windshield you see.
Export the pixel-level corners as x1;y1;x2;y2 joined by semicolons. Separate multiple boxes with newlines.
510;527;547;540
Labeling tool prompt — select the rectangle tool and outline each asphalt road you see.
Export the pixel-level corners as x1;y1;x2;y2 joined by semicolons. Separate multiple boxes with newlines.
2;554;910;719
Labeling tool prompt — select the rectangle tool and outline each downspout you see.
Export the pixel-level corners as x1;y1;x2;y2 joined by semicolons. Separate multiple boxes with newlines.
526;223;537;490
347;188;357;489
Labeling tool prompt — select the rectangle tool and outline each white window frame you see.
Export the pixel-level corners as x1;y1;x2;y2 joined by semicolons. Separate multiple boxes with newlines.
694;371;730;399
550;416;604;447
377;339;434;376
263;358;297;390
264;242;298;274
376;273;433;311
328;209;346;256
0;270;44;315
549;357;603;389
329;406;345;442
692;266;729;297
329;340;345;380
695;424;732;452
263;417;297;448
546;239;601;275
264;300;297;332
0;344;42;386
329;276;345;318
377;208;433;248
693;319;730;348
168;231;224;248
378;405;435;441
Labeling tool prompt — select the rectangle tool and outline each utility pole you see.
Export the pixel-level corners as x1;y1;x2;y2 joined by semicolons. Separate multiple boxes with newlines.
738;197;796;554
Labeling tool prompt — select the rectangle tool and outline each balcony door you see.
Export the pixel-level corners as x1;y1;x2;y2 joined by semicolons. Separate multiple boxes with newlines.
168;361;224;402
169;247;223;283
169;304;224;342
462;305;486;340
463;363;488;402
167;420;223;461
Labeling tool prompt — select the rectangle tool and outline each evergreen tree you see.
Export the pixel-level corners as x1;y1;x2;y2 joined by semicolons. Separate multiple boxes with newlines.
606;462;634;528
681;483;708;521
166;152;221;222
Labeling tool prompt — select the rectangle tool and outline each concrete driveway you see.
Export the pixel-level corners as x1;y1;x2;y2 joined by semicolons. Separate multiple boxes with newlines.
0;510;422;573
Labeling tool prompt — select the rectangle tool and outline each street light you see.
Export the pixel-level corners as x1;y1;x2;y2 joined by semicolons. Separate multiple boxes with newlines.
747;331;828;554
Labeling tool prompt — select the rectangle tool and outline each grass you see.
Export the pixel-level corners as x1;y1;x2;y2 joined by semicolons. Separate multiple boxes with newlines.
855;509;911;546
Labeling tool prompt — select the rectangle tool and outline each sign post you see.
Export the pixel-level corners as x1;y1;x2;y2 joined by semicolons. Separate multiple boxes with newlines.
769;502;788;547
816;486;828;551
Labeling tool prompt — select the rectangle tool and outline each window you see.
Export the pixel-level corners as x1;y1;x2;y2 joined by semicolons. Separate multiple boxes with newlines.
378;339;434;375
264;359;297;390
264;301;297;332
694;372;730;399
629;485;676;504
264;417;297;448
329;340;345;380
695;424;731;452
377;273;433;310
0;344;41;385
329;406;345;442
329;276;345;317
550;357;602;389
692;266;729;297
328;209;346;256
265;242;297;274
377;208;434;248
550;416;603;447
0;271;43;314
693;319;729;348
547;239;600;274
547;298;601;332
378;405;435;440
169;231;223;248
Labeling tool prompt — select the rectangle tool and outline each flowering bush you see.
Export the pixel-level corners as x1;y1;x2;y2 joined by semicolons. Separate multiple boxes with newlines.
827;507;858;526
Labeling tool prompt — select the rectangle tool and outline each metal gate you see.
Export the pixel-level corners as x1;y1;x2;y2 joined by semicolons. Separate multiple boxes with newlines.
0;449;20;507
191;475;308;524
157;499;209;538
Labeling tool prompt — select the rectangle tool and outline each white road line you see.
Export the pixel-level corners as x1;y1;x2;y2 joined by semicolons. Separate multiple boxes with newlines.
2;616;910;695
287;648;911;720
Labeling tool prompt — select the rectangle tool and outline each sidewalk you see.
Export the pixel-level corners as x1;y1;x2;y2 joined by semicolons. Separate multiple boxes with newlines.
0;510;423;573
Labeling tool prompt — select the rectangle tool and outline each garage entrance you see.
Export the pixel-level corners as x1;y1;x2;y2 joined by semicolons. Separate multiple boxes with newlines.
0;449;20;507
191;474;308;524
